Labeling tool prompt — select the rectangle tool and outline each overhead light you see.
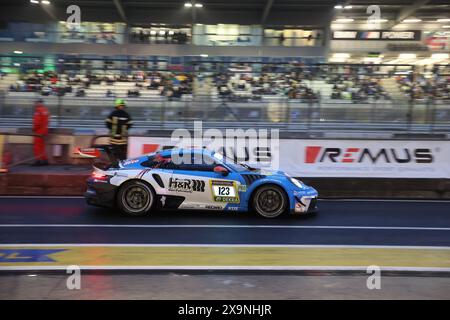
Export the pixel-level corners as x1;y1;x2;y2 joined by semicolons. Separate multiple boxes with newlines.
443;25;450;28
437;18;450;22
13;63;20;67
30;0;39;4
431;53;449;59
335;18;354;23
398;53;416;59
334;5;343;9
14;50;23;54
184;2;193;7
41;0;51;4
403;18;421;23
332;53;351;59
370;19;388;23
344;6;353;9
200;54;208;57
194;3;203;8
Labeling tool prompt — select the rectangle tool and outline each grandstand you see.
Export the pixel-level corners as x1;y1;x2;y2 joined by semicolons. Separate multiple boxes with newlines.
0;0;448;132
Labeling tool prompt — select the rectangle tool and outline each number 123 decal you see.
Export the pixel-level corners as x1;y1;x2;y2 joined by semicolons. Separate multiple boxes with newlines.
211;180;240;203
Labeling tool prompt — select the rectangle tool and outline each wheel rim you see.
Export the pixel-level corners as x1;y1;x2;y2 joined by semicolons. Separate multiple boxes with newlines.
256;189;284;217
122;185;151;214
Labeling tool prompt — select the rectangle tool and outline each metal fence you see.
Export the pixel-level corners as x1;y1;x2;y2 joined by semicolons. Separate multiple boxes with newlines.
1;94;450;133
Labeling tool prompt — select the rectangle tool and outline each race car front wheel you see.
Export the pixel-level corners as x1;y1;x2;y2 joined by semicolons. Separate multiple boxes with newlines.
252;185;287;218
117;180;155;216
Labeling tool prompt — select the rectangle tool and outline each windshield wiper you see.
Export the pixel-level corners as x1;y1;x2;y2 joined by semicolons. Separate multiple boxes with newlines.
241;163;257;171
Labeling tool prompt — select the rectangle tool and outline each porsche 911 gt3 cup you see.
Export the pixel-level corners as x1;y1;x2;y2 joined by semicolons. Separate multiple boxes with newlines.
78;147;318;218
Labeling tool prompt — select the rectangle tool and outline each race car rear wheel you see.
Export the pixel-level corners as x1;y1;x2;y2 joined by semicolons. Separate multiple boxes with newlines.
252;184;287;218
117;180;155;216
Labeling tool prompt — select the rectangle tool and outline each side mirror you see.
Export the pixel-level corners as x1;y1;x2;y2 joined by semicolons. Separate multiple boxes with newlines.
214;165;229;176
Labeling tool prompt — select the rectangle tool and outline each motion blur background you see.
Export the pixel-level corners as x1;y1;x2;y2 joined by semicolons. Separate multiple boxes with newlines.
0;0;449;133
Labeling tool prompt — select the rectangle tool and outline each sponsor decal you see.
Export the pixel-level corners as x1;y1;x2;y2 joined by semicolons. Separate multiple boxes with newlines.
304;146;433;164
168;177;205;193
205;205;223;210
359;31;380;39
0;249;66;263
294;196;313;213
381;31;416;40
122;159;139;166
211;180;240;203
238;184;247;192
332;30;420;41
136;169;152;179
333;31;358;39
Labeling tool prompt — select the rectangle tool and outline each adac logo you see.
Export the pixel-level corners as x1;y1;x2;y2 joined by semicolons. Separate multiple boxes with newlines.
305;146;433;164
0;249;67;263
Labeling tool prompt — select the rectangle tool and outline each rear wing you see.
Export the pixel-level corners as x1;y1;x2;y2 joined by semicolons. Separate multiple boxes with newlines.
75;145;120;170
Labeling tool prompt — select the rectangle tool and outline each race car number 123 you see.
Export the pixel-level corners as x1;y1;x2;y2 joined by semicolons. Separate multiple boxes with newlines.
211;180;239;203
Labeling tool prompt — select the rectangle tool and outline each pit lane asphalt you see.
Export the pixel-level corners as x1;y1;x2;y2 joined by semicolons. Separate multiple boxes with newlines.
0;197;449;246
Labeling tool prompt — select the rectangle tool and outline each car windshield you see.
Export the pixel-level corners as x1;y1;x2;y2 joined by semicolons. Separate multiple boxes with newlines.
212;152;256;172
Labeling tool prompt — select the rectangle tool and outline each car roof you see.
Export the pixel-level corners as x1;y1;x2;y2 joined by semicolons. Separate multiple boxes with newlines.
155;148;213;157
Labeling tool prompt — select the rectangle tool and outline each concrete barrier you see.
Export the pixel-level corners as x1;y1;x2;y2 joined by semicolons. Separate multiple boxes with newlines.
0;165;91;196
301;178;450;199
0;130;449;198
1;166;449;199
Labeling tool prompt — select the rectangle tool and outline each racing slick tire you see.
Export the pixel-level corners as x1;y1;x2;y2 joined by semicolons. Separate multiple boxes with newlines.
117;180;156;216
252;184;288;218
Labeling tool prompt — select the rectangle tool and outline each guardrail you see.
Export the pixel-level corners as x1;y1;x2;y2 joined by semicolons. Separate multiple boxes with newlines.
1;94;450;133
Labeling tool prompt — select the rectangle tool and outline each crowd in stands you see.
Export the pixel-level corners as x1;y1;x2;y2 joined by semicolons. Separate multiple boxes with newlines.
396;75;450;101
8;71;193;99
215;72;319;102
328;75;390;102
7;63;450;103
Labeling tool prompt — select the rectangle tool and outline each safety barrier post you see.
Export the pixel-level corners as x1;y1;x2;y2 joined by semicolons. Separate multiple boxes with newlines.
285;98;291;128
0;134;8;173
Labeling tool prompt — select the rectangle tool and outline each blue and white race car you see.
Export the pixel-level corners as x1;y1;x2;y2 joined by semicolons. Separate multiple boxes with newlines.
78;147;318;218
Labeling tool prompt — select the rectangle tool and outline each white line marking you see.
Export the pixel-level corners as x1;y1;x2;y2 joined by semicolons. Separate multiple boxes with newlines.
0;196;84;199
0;266;449;272
0;196;449;203
319;199;450;203
0;244;449;250
0;224;449;231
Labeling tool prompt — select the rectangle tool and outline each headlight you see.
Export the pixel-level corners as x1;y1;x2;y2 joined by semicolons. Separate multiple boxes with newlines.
290;177;305;189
